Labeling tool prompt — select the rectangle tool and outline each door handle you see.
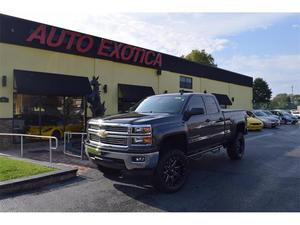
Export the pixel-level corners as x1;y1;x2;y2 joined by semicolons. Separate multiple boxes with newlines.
205;119;211;123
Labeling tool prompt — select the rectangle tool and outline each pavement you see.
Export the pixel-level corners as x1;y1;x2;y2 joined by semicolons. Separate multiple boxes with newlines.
0;123;299;212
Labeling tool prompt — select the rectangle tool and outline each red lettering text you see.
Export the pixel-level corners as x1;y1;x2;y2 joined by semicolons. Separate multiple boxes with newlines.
153;53;162;67
46;27;66;47
144;51;155;65
26;24;46;44
121;45;134;61
65;31;81;49
110;42;123;59
76;35;94;53
97;39;111;57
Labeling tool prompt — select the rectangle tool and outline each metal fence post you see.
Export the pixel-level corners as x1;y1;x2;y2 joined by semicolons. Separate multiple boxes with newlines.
20;136;23;158
49;138;52;164
81;134;84;160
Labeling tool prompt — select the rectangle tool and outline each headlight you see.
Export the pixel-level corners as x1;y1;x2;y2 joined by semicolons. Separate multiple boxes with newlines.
132;126;152;134
132;136;152;145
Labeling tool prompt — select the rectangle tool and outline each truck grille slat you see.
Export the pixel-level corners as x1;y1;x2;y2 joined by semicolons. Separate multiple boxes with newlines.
89;133;127;146
101;126;128;133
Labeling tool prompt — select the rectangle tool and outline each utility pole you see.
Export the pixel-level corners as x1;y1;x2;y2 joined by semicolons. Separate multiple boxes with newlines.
291;85;294;106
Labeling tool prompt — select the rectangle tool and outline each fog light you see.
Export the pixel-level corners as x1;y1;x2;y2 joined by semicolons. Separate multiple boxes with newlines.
132;156;145;162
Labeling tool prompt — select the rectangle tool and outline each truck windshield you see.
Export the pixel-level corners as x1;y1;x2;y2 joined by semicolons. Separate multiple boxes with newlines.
135;95;188;114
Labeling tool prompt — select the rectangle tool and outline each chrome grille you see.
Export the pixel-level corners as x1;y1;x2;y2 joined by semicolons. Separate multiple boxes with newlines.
100;125;128;133
88;124;100;130
90;133;100;142
100;136;127;146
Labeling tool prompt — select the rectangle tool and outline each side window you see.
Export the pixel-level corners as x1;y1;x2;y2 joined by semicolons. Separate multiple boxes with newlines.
187;96;206;113
203;96;219;114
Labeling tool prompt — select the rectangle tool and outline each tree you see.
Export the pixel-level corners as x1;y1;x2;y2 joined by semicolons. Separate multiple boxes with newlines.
269;93;290;109
270;93;299;109
253;78;272;109
182;49;217;67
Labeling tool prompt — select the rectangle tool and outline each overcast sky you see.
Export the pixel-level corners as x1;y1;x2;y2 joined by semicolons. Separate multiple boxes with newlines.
1;4;299;97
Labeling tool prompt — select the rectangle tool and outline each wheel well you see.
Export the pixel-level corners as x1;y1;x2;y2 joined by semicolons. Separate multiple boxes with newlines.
159;134;187;154
236;122;245;135
52;129;63;138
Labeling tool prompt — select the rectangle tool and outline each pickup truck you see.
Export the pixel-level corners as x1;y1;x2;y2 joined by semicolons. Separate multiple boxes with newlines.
85;93;247;192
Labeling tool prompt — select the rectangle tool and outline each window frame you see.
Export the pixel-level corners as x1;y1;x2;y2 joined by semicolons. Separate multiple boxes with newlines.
180;76;193;89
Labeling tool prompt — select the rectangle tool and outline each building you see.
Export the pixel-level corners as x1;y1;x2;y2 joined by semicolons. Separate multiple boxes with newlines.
0;14;253;146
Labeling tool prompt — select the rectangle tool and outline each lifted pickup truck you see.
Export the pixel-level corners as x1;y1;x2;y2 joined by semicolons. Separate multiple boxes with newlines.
85;93;247;192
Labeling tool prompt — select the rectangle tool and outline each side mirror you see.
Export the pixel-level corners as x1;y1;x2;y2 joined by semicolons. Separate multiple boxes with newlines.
185;107;204;119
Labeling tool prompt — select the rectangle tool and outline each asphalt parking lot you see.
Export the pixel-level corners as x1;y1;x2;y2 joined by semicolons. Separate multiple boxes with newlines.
0;123;299;212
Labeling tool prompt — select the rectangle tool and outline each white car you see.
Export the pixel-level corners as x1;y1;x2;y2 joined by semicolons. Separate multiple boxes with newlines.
290;110;300;119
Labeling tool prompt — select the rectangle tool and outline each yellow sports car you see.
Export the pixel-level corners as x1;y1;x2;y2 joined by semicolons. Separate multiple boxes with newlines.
247;116;264;131
27;123;84;139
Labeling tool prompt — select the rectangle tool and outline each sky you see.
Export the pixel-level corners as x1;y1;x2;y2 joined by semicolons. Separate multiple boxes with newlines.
1;4;299;97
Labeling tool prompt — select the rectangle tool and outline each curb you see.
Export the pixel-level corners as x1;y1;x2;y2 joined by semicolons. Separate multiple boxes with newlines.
0;155;78;195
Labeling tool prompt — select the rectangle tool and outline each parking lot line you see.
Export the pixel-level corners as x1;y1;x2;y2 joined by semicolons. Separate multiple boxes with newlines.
245;133;274;141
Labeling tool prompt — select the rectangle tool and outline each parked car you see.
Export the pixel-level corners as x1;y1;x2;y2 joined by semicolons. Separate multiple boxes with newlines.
290;110;300;119
262;110;282;123
271;110;298;124
27;123;84;139
85;93;248;193
246;116;264;131
247;110;279;128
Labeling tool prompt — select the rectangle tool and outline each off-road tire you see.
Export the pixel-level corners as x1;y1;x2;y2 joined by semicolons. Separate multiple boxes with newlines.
153;149;188;193
227;132;245;160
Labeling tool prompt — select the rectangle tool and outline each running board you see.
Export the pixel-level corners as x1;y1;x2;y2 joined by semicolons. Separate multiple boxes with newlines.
187;145;223;160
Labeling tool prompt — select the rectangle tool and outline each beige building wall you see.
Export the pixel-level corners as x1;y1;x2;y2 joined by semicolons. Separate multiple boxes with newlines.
94;60;157;116
0;43;253;119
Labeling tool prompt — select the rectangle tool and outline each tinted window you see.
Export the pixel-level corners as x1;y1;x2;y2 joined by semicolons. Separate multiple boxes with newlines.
203;96;219;114
187;96;206;113
180;76;193;89
135;95;188;114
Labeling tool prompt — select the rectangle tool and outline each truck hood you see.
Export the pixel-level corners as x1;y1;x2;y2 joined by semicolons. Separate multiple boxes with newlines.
90;112;180;125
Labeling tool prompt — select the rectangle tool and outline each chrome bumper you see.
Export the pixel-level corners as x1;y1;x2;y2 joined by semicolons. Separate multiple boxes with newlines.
85;143;159;170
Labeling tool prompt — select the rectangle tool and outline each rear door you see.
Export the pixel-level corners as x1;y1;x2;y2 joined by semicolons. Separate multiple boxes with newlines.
203;95;225;146
185;95;211;153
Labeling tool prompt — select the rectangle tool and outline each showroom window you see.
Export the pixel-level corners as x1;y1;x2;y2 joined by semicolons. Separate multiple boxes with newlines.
180;76;193;89
13;94;85;143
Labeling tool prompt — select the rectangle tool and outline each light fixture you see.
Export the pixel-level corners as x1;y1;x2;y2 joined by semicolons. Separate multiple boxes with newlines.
156;70;161;75
103;84;108;93
2;76;7;87
231;97;235;102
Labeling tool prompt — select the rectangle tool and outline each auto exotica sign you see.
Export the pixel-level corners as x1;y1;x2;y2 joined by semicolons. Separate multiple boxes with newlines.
26;24;162;68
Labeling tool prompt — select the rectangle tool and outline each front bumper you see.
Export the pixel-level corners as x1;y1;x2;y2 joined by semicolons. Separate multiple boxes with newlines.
247;124;263;130
85;143;159;170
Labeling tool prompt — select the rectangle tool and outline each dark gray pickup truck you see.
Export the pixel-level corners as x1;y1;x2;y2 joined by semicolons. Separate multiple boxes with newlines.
85;93;247;192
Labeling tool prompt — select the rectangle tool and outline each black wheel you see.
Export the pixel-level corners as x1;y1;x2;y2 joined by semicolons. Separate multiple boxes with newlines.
227;132;245;160
97;165;121;176
52;130;61;140
153;149;188;193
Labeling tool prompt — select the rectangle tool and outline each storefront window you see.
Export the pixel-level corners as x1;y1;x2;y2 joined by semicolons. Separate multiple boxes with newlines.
13;94;85;142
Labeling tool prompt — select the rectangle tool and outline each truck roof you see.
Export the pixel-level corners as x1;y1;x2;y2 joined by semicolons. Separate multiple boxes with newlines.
154;92;214;97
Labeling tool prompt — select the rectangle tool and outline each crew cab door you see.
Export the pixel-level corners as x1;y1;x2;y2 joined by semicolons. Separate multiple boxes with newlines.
202;95;225;146
185;95;212;153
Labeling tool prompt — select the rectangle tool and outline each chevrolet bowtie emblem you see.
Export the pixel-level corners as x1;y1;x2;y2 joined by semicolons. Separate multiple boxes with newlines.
98;129;108;138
